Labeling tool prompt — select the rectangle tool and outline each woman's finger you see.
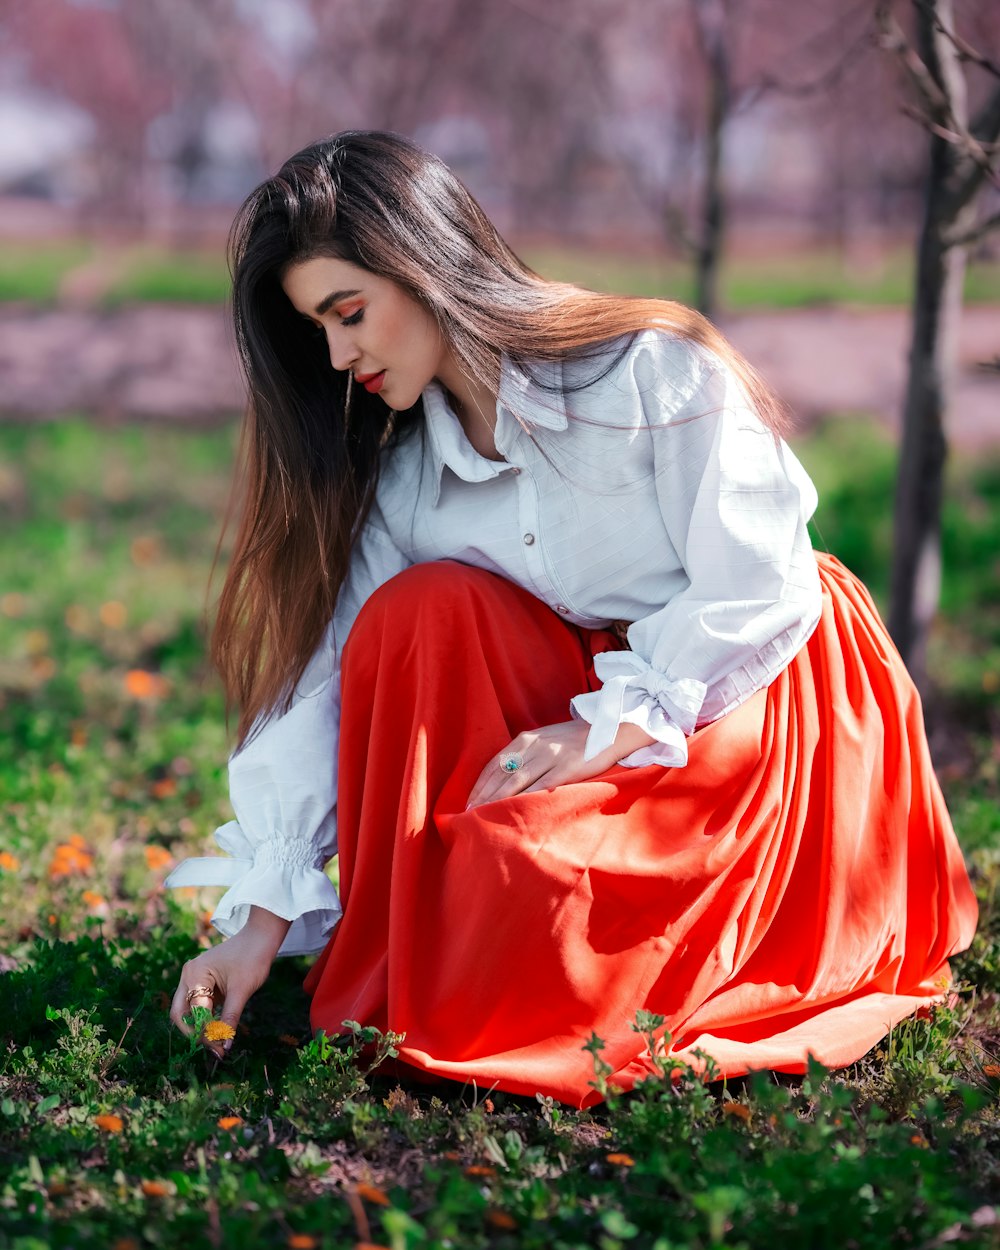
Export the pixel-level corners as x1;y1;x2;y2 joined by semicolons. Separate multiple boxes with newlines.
467;747;552;809
169;973;218;1036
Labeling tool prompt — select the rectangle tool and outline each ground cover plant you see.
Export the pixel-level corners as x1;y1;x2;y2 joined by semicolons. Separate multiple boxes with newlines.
1;417;999;1249
2;238;999;309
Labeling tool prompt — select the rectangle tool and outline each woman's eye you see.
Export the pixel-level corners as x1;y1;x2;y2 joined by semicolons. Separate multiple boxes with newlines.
341;308;364;327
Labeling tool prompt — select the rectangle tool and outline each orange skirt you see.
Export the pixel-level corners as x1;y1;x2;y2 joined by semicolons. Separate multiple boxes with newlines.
303;553;977;1106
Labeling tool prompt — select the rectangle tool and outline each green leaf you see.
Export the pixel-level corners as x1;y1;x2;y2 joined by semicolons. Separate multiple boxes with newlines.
36;1094;60;1116
601;1209;639;1238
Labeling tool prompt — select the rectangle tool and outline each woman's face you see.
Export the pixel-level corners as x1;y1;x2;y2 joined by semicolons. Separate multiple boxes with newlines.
281;255;448;411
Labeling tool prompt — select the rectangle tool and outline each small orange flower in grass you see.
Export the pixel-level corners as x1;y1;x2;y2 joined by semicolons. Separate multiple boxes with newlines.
486;1210;517;1230
0;591;26;618
217;1116;243;1131
144;845;173;871
355;1182;390;1206
279;1034;301;1047
286;1236;319;1250
140;1180;171;1197
150;777;178;800
31;655;56;681
112;1239;140;1250
124;669;170;700
82;890;107;913
983;1063;1000;1078
49;841;94;880
65;604;89;633
464;1164;497;1178
605;1152;635;1167
99;600;127;629
130;535;163;566
910;1134;929;1148
723;1102;751;1123
0;851;20;873
95;1114;124;1133
204;1020;236;1044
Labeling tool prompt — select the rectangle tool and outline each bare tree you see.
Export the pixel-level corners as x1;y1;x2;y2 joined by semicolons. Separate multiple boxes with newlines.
876;0;1000;690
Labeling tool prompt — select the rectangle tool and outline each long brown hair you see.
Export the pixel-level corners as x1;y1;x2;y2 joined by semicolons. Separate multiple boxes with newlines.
219;129;788;746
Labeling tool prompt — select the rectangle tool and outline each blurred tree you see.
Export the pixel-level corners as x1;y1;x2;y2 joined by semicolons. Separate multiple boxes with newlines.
605;0;887;319
5;0;174;229
877;0;1000;689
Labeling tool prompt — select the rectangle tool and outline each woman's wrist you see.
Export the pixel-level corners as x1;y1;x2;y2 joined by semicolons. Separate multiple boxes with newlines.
243;905;293;957
613;722;657;760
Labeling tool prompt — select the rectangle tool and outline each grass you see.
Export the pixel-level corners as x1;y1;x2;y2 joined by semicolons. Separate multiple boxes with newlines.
1;418;1000;1248
1;239;997;308
0;242;94;302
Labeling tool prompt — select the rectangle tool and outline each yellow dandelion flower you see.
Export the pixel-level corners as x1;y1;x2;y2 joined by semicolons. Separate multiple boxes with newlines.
203;1020;236;1042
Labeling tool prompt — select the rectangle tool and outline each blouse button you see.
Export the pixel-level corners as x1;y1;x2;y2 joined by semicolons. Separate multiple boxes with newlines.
510;467;521;475
523;533;535;545
556;604;569;615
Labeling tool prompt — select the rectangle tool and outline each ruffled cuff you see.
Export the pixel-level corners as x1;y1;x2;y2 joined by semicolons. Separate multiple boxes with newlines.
164;821;342;957
569;650;708;769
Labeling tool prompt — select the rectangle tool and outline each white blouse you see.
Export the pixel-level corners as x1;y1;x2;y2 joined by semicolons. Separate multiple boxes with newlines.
165;329;822;955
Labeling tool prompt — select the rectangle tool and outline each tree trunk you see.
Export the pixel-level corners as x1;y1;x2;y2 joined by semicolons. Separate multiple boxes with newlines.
887;0;976;690
693;0;730;322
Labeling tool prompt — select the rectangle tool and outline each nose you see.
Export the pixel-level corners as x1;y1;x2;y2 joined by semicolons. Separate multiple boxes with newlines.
326;327;359;374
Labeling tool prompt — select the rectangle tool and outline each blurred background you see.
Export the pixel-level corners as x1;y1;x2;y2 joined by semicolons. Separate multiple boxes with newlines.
0;0;997;946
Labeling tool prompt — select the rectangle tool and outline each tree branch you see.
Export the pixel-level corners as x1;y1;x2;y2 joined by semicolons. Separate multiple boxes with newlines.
879;2;1000;197
941;209;1000;249
875;0;950;119
948;86;1000;211
971;83;1000;146
914;0;1000;81
745;24;874;105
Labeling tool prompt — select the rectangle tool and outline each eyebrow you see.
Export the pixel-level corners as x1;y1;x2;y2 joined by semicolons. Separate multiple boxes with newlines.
314;288;362;316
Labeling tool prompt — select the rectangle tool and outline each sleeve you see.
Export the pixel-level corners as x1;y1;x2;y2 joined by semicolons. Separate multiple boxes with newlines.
570;340;822;770
164;509;412;955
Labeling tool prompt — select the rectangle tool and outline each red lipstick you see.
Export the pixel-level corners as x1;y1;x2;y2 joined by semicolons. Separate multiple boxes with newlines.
355;370;386;394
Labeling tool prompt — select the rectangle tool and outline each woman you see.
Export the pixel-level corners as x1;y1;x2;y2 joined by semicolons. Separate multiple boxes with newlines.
166;130;977;1107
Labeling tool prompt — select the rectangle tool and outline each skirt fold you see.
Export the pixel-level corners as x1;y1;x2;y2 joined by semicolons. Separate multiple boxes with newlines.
303;554;977;1106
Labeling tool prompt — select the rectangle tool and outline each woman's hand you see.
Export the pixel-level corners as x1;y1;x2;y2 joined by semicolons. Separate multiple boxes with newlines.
169;905;292;1058
466;720;656;810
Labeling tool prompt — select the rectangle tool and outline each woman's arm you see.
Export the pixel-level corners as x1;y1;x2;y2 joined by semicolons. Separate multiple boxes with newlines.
469;338;821;805
166;509;412;1047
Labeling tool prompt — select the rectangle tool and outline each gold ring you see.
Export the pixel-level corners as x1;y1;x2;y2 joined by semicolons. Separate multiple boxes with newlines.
185;984;215;1003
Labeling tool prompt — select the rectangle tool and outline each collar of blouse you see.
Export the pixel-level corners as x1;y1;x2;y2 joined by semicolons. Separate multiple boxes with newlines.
420;353;569;506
